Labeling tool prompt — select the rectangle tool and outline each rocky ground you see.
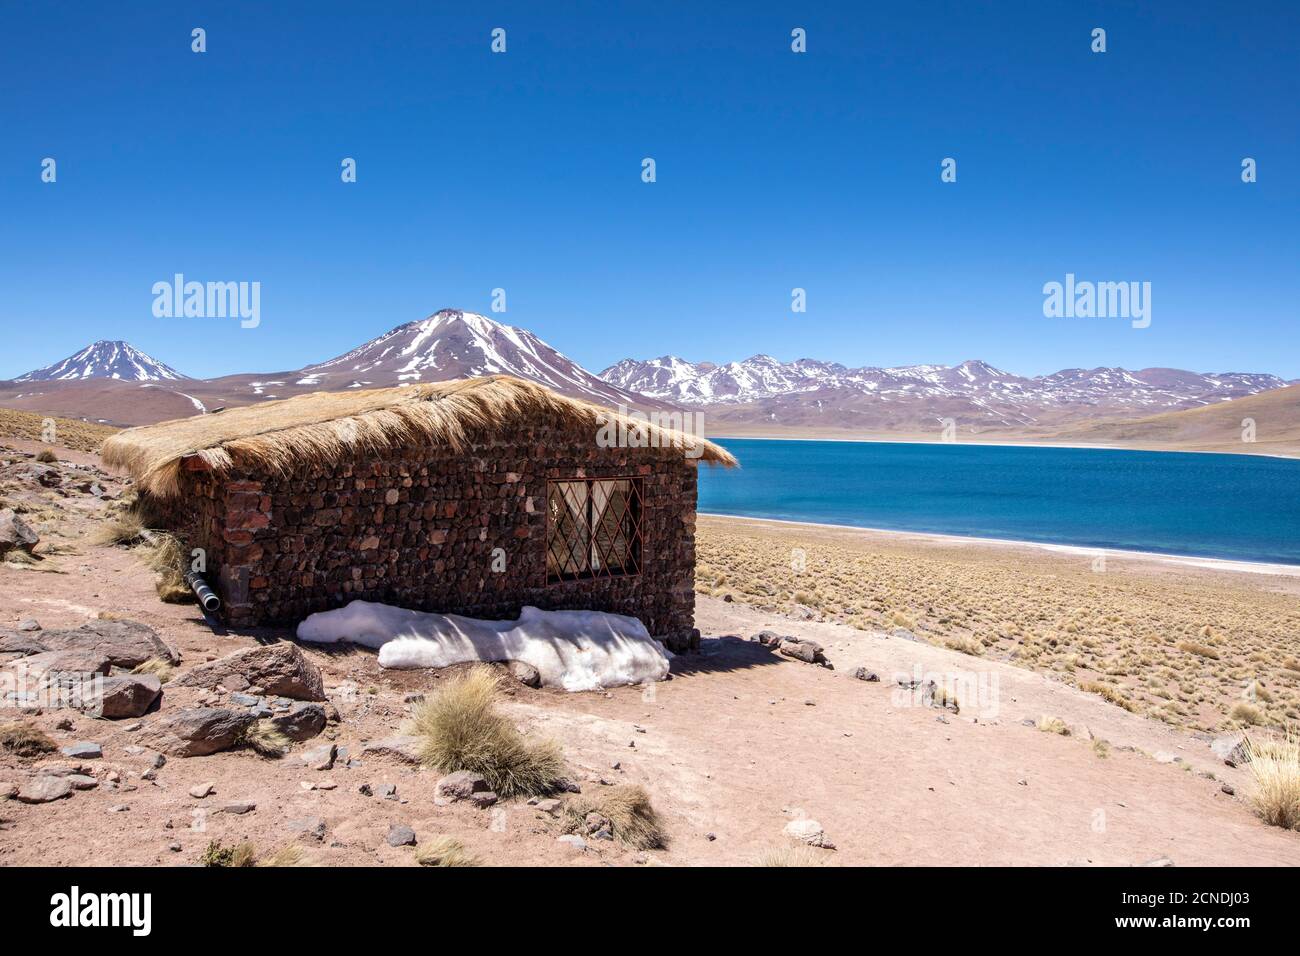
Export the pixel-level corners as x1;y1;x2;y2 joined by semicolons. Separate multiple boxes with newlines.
1;438;1298;866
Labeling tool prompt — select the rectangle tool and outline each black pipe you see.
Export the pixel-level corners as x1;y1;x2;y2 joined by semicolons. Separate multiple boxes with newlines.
184;569;221;613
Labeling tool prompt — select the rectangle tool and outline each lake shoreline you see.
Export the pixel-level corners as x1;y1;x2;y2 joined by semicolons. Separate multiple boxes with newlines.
700;512;1300;578
705;431;1299;461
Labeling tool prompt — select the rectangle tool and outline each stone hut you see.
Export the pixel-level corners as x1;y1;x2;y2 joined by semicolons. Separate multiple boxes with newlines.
101;375;736;651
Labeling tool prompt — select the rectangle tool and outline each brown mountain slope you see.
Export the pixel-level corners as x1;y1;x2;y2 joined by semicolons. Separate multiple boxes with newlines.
1050;384;1300;457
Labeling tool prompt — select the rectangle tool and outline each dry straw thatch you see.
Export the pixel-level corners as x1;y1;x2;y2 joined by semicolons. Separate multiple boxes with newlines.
102;375;736;497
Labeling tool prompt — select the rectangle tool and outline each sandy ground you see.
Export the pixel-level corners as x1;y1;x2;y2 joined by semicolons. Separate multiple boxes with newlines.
2;444;1299;866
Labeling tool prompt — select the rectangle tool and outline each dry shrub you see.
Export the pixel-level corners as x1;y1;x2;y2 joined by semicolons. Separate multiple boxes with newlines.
201;841;257;867
1246;733;1300;830
1079;680;1140;713
414;836;480;867
1231;702;1266;726
1178;641;1221;660
90;509;146;547
757;845;830;867
409;665;564;798
562;784;665;850
1037;716;1070;736
0;721;57;757
132;657;174;684
241;720;290;758
34;449;57;463
258;844;312;867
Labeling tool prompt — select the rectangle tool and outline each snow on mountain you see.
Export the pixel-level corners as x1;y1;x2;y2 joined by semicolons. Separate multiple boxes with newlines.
599;354;1289;418
290;309;645;405
13;340;189;383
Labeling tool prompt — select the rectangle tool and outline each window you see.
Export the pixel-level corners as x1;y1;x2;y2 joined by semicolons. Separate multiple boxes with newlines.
546;477;643;581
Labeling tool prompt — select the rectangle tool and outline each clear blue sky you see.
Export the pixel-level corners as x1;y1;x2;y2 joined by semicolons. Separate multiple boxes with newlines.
2;1;1297;380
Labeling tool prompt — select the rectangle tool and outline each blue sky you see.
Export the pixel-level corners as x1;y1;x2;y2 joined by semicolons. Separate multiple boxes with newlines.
2;1;1297;380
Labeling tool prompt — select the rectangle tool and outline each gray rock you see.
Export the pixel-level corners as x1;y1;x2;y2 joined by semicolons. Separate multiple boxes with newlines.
300;743;337;771
386;824;417;847
0;509;39;558
17;776;72;803
136;707;255;757
268;702;326;742
777;638;827;665
434;770;491;806
534;798;561;814
287;816;327;842
35;619;179;668
376;783;398;800
851;667;880;682
88;674;162;719
189;782;214;798
360;736;422;764
66;774;98;790
220;801;256;814
229;692;263;707
60;741;102;759
784;818;833;848
556;834;586;851
1139;857;1175;867
506;660;541;688
470;790;499;808
1210;734;1252;767
172;643;324;701
16;619;41;632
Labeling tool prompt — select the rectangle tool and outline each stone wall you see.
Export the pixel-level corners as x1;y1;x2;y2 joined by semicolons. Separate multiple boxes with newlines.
169;423;701;650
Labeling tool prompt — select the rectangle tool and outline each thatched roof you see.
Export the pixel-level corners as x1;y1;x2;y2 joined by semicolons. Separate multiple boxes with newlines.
101;375;737;497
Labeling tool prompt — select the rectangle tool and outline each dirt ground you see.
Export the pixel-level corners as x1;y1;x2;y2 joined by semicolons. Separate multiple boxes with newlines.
1;441;1298;866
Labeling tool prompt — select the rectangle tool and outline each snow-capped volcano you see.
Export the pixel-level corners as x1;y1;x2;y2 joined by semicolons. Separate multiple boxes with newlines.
13;340;189;383
599;353;1290;430
289;309;644;405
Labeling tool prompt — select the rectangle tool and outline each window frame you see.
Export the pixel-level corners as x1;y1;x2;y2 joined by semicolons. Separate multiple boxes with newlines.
545;476;644;583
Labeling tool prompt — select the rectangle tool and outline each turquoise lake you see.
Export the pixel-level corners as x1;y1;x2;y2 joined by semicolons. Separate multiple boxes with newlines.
696;439;1300;565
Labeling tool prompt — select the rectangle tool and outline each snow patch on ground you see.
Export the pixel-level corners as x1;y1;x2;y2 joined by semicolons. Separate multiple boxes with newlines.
296;601;672;691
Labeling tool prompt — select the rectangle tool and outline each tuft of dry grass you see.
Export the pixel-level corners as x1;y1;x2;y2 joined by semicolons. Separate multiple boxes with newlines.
0;721;57;757
34;449;57;463
561;784;665;850
1178;641;1221;660
414;836;481;867
1037;716;1070;736
90;510;146;547
258;844;313;867
409;665;564;798
200;841;257;867
756;844;831;867
1231;702;1266;726
132;657;174;683
1245;732;1300;830
241;720;290;758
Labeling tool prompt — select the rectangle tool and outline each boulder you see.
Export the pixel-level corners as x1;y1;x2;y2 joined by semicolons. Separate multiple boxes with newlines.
267;702;326;742
0;509;39;558
387;824;417;847
136;707;255;757
88;674;162;719
778;638;827;666
434;770;491;806
300;743;336;771
360;736;423;764
287;816;327;843
35;619;179;668
507;660;541;688
60;742;102;759
17;776;73;803
173;643;324;701
784;818;834;849
1210;734;1252;767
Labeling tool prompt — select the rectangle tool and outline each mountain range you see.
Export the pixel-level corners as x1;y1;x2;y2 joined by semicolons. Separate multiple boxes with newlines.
1;311;1294;455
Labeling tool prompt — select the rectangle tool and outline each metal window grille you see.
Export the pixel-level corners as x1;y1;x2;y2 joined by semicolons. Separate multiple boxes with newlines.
546;477;643;582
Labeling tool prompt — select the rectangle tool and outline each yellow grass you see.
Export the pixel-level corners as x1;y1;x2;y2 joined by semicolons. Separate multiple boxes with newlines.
1245;733;1300;829
241;720;290;758
1037;716;1070;736
409;665;565;798
101;375;736;497
698;517;1300;734
756;845;831;867
132;657;174;683
562;785;666;850
0;407;119;453
414;836;481;867
0;721;57;757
